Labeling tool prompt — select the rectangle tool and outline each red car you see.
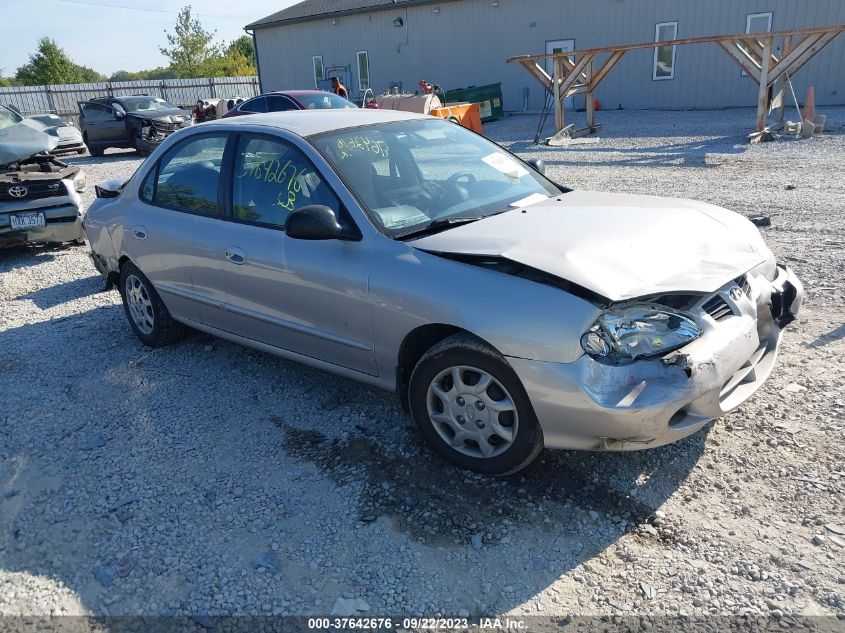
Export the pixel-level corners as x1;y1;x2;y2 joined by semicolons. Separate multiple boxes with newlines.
221;90;359;118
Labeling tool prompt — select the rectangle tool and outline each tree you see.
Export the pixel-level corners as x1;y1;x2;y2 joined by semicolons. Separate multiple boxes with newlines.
227;35;255;67
14;38;104;85
159;5;222;78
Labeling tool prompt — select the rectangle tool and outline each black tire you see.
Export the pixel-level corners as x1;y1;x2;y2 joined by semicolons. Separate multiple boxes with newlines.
134;132;154;157
119;261;184;347
408;334;544;476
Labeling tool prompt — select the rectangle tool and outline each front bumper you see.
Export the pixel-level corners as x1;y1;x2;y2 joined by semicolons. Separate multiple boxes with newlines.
509;266;804;451
0;193;85;246
50;140;86;156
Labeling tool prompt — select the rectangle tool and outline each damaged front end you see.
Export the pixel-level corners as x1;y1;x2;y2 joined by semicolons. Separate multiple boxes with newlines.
1;121;87;246
133;116;187;155
506;263;803;452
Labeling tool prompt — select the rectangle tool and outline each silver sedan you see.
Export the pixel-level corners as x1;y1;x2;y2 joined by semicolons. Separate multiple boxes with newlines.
84;109;803;475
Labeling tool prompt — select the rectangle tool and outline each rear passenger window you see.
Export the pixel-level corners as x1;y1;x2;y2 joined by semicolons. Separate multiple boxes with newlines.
152;135;227;215
241;96;268;113
233;134;340;228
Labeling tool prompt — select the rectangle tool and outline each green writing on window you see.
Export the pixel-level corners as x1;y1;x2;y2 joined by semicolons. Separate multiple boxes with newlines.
336;136;389;160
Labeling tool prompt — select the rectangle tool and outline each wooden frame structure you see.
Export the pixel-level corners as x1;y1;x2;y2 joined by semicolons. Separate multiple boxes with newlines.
508;24;845;136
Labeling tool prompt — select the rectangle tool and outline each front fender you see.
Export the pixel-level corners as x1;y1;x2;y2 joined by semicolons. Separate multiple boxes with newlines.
369;241;601;380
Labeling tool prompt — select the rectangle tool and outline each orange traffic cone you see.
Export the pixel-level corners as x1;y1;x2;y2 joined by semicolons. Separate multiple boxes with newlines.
801;86;816;121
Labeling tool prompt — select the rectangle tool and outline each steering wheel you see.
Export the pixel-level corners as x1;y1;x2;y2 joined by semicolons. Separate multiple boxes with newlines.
445;171;477;191
434;171;477;212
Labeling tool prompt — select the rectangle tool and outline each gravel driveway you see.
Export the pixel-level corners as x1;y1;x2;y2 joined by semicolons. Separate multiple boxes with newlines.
1;107;843;620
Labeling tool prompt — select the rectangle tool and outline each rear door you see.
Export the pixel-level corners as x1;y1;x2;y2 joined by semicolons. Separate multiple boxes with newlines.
217;132;376;374
125;132;233;327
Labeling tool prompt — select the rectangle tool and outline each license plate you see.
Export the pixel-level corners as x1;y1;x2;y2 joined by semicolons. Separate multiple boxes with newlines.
10;212;46;231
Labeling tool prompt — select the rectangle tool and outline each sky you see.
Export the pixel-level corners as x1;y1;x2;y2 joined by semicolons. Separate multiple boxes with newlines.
1;0;300;76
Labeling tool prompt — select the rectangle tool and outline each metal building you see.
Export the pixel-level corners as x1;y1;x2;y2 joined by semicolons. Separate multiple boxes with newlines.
246;0;845;112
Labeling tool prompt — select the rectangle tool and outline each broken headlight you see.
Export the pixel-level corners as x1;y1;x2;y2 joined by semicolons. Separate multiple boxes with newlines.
580;305;701;362
747;255;777;282
72;171;88;193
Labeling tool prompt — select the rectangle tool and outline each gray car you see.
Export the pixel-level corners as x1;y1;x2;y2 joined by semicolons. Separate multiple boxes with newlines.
83;109;803;475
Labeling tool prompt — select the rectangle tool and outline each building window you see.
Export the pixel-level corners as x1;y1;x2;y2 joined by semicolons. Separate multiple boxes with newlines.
653;21;677;81
357;51;370;92
312;56;324;89
744;12;773;76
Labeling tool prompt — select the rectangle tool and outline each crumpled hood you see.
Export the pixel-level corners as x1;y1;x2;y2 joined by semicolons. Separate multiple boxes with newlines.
0;120;59;165
410;190;772;301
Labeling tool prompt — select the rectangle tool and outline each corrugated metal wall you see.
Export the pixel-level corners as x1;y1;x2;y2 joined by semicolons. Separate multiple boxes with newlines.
253;0;845;112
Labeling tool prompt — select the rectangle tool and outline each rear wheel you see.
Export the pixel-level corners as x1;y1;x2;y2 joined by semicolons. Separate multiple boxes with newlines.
408;334;544;476
119;262;184;347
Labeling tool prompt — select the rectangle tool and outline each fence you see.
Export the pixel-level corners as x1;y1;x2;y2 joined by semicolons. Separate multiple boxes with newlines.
0;76;260;125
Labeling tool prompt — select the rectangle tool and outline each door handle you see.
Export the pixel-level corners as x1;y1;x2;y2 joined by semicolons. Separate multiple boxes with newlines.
132;225;147;240
224;247;247;265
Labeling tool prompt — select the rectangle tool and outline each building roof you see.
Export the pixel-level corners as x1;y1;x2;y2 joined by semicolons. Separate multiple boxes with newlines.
246;0;443;30
200;108;427;137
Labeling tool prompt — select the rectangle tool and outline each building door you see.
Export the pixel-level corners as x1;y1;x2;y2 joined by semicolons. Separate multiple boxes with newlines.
545;39;575;108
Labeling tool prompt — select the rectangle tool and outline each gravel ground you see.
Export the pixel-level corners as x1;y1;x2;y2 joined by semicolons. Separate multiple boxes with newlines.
1;107;843;620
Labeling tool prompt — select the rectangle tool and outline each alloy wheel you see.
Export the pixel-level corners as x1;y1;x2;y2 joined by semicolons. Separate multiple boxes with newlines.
125;274;155;335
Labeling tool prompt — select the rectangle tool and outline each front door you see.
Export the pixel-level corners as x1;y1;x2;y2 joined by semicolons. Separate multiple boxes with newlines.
80;103;125;145
545;39;575;108
218;132;376;374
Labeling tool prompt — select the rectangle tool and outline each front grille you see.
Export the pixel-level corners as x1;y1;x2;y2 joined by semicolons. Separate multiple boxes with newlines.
702;295;735;321
0;180;65;202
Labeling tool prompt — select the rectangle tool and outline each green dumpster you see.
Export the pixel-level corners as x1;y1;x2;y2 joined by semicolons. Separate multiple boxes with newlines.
444;82;503;122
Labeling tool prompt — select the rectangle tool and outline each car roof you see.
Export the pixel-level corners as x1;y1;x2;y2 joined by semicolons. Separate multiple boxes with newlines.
201;108;430;137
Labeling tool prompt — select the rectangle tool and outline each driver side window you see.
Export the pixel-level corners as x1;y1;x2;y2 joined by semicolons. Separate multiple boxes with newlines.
82;104;112;122
232;134;341;228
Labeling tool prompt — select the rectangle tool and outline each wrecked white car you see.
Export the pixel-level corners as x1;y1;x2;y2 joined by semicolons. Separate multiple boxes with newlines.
84;110;803;475
1;106;87;246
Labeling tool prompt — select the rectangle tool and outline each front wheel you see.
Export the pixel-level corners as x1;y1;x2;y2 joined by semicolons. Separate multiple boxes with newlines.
84;135;103;157
408;334;544;476
119;262;184;347
134;133;154;157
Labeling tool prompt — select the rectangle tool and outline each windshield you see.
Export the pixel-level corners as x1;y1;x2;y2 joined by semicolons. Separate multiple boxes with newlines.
296;93;357;110
31;114;68;127
0;105;24;130
121;97;177;112
311;119;563;236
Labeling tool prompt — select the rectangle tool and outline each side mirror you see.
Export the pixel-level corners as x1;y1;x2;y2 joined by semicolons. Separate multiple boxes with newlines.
285;205;345;240
526;158;545;175
95;178;125;199
114;110;125;120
